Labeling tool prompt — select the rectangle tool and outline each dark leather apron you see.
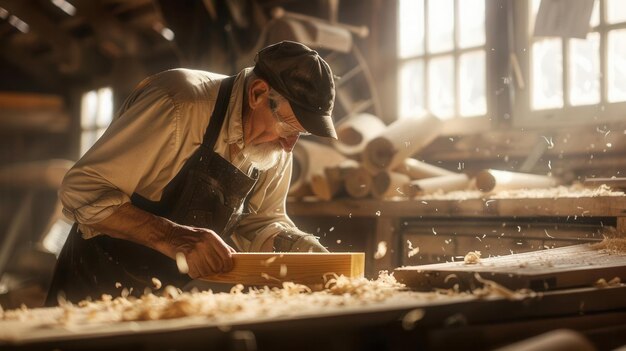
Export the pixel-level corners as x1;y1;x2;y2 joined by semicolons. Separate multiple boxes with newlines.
45;76;259;306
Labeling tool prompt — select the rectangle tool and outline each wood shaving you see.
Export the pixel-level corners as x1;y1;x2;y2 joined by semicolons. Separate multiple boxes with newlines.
407;240;419;258
279;264;287;277
374;241;387;260
472;273;536;301
175;252;189;274
593;277;621;288
464;251;481;264
152;278;162;290
401;308;424;330
261;256;277;267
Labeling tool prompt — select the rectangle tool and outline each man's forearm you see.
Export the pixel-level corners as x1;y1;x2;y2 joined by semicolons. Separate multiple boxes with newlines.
88;202;177;259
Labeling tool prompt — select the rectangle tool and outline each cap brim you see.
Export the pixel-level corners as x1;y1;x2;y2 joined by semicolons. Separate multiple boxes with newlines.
291;104;337;139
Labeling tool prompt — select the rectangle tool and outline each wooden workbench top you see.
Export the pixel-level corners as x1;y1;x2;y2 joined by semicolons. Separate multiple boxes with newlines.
288;194;626;218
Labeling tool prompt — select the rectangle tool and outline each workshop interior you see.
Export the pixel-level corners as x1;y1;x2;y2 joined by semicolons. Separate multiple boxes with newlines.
1;0;626;350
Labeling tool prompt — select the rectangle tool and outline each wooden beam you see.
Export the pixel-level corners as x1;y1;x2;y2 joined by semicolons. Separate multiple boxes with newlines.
201;252;365;287
0;0;82;73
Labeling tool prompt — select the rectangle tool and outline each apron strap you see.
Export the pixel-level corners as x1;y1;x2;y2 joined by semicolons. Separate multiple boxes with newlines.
202;75;236;149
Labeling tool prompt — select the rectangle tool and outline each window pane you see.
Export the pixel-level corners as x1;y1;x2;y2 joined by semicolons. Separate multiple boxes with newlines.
532;39;563;110
399;59;425;119
569;33;600;106
590;0;599;27
80;130;98;156
428;56;454;119
96;87;113;127
459;51;486;116
607;0;626;24
458;0;485;48
398;0;424;58
427;0;454;53
80;91;97;128
608;29;626;102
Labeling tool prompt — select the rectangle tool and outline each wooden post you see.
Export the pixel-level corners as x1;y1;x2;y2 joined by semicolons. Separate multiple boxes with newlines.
395;158;456;179
475;169;558;193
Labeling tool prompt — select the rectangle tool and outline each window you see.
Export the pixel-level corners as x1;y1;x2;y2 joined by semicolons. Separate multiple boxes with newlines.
80;87;113;156
517;0;626;127
397;0;487;121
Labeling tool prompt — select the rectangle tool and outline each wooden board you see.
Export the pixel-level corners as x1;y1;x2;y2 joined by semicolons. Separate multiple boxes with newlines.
201;252;365;286
394;244;626;291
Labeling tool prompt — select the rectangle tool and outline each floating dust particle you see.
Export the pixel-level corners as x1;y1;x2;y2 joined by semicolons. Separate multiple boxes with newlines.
593;277;621;288
261;256;277;266
336;239;342;244
175;252;189;274
591;237;626;253
151;277;162;290
261;273;281;282
374;241;387;259
464;251;481;264
432;228;437;235
544;229;554;238
279;264;287;277
401;308;425;330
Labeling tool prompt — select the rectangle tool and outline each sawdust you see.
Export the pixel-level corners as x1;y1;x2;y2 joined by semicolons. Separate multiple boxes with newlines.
374;241;387;260
472;273;538;301
416;184;622;201
591;237;626;253
463;251;481;264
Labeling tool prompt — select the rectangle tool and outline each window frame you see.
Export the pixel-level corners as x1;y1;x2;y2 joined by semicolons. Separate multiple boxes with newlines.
513;0;626;130
396;0;499;136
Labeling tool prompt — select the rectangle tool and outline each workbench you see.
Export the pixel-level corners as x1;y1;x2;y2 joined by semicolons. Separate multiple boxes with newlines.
287;194;626;275
2;285;625;350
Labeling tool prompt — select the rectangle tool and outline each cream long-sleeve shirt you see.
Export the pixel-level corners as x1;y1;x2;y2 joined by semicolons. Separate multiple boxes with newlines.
60;67;296;251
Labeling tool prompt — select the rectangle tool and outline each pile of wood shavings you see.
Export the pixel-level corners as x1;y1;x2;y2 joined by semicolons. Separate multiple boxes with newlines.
417;184;622;201
591;237;626;253
0;272;444;328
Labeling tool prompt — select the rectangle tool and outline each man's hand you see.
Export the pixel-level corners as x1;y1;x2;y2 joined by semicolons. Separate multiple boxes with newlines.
89;203;235;278
163;225;235;278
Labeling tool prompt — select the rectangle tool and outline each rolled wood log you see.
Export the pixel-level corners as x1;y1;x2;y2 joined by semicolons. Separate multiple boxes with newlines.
310;159;359;200
362;114;442;174
371;171;411;199
290;140;346;196
476;169;558;193
402;173;471;197
332;113;386;156
395;158;456;179
344;167;374;198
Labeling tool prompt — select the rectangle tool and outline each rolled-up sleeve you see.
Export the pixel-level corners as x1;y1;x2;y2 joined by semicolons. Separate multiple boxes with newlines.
60;82;180;237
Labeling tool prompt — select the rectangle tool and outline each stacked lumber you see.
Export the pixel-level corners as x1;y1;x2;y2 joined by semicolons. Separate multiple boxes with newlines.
0;92;70;133
291;114;561;200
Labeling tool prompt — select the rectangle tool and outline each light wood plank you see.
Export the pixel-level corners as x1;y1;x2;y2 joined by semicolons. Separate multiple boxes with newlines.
394;244;626;291
201;252;364;286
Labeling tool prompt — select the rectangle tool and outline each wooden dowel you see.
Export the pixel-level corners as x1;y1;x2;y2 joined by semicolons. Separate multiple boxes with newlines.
371;171;411;199
344;166;374;198
332;113;386;156
310;160;359;200
476;169;558;193
362;114;442;174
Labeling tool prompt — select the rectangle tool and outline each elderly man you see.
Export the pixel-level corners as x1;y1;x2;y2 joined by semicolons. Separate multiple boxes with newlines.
46;41;337;305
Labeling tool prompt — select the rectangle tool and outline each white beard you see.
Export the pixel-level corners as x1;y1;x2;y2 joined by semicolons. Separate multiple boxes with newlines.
241;142;283;171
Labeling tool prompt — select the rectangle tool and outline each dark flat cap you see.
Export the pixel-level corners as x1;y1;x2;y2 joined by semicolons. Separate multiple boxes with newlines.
253;41;337;139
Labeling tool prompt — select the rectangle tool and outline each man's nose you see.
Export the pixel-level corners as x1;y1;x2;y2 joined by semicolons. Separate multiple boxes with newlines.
279;135;299;152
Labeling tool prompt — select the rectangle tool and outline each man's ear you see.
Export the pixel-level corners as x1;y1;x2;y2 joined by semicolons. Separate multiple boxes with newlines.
248;79;270;109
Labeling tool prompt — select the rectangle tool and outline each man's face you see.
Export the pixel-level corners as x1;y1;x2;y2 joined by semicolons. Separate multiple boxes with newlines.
243;86;309;170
